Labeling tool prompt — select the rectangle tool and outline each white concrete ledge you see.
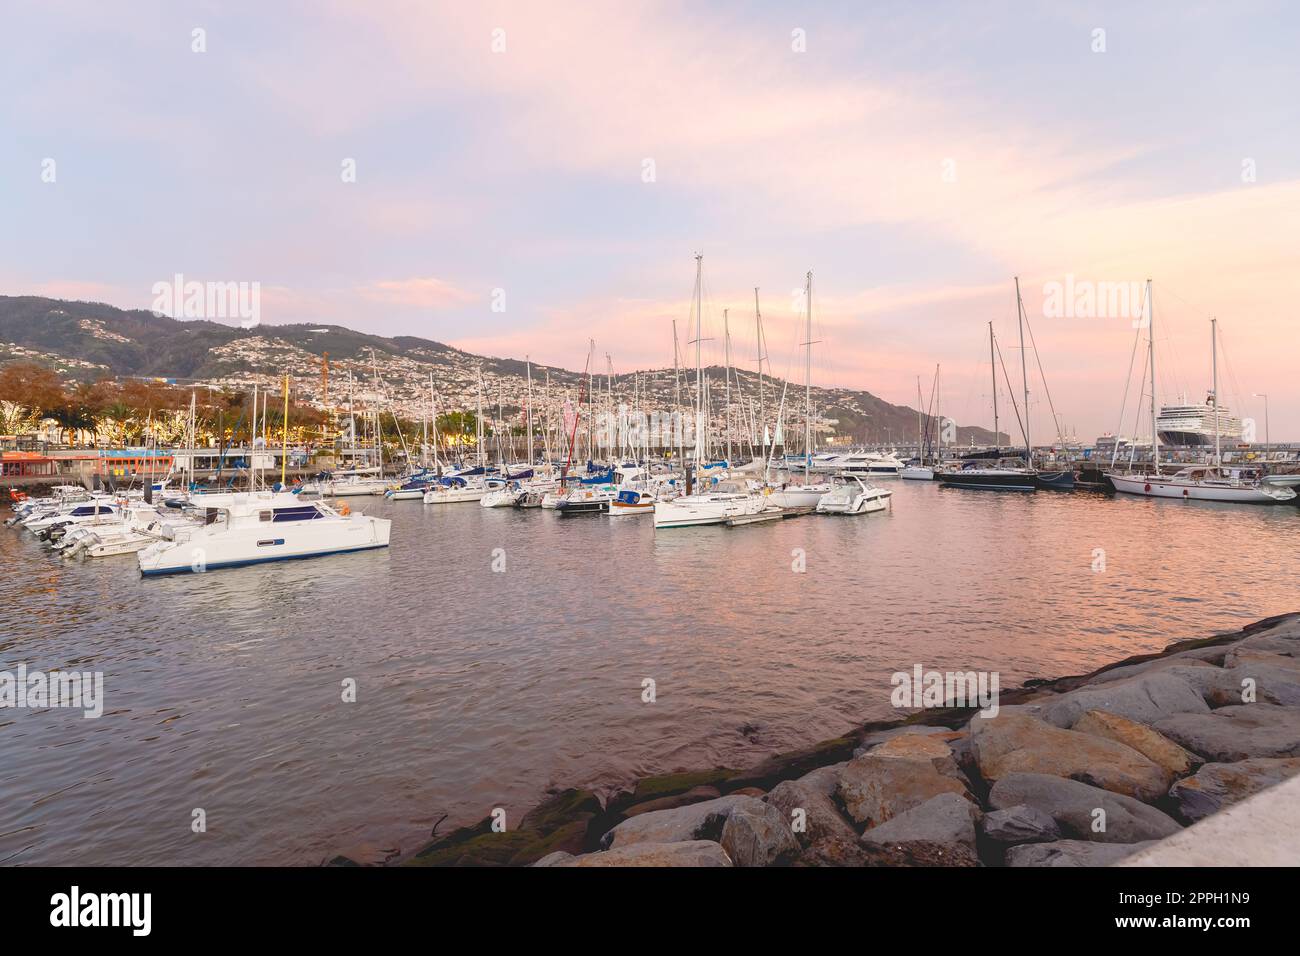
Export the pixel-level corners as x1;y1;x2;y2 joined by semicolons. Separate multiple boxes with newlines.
1119;772;1300;866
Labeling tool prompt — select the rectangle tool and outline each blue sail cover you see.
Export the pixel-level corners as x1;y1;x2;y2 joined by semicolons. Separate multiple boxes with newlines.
579;468;614;484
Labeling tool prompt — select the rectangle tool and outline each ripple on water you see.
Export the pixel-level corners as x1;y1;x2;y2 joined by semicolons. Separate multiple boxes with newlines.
0;483;1295;864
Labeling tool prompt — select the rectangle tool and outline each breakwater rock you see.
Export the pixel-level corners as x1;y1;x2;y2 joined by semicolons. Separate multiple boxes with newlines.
348;612;1300;867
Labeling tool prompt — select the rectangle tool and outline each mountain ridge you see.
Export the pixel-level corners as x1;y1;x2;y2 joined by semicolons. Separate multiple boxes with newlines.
0;295;1002;445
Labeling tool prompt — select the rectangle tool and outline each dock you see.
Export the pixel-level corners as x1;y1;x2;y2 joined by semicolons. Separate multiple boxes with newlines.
725;505;816;526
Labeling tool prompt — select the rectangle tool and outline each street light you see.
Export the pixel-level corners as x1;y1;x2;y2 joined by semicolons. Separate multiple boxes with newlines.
1252;393;1270;459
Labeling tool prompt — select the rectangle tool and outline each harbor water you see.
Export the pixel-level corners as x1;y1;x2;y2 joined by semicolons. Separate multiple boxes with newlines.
1;481;1296;865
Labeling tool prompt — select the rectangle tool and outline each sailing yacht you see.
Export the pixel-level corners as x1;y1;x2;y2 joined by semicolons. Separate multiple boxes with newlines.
1106;302;1295;505
943;281;1072;491
767;270;833;506
941;319;1037;492
902;368;941;480
652;479;768;528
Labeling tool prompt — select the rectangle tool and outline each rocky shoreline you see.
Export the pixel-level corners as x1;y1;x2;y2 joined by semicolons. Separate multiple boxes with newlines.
334;612;1300;867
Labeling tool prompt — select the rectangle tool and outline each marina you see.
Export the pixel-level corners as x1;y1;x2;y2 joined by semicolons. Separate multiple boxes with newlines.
5;0;1300;912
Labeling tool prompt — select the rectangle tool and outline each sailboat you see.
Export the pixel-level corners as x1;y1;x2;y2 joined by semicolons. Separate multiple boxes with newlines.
767;270;833;508
1106;297;1295;504
940;319;1037;491
901;368;939;480
655;255;768;528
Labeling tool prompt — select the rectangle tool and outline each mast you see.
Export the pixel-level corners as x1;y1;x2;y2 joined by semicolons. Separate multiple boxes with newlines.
988;322;999;451
526;357;533;465
1148;279;1158;474
671;320;681;465
754;288;765;457
803;270;813;478
476;368;485;469
724;307;732;463
1211;317;1220;467
586;339;595;464
1015;276;1030;466
429;373;440;472
935;364;942;461
693;254;704;464
280;373;289;487
915;376;923;464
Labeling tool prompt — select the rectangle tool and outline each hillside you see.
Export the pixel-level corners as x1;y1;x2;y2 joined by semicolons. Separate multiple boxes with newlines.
0;295;1002;446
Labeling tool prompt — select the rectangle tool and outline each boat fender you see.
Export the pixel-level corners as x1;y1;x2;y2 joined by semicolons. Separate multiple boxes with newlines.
1144;482;1151;493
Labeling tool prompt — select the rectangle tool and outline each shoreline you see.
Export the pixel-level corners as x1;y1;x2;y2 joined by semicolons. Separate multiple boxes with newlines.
349;612;1300;867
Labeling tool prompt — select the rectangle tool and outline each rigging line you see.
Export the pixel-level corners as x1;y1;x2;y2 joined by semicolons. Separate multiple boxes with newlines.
1130;340;1151;452
994;335;1028;451
1111;308;1144;464
1018;299;1066;446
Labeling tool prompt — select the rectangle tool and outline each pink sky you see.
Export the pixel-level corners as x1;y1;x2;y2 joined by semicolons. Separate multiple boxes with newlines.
4;2;1298;438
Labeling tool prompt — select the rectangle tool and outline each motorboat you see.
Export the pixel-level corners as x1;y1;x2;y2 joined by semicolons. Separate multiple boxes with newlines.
816;474;892;515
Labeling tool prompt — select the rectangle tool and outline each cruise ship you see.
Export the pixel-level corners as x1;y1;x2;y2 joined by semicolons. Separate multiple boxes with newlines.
1156;396;1242;447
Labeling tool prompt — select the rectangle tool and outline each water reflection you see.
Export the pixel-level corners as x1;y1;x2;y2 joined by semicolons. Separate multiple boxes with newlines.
0;483;1295;864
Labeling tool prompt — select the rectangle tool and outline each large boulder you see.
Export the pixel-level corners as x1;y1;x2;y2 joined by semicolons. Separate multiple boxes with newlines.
861;792;980;851
1006;839;1158;867
988;772;1182;844
1216;658;1300;708
719;800;799;866
836;738;972;827
1153;704;1300;762
971;713;1171;802
1072;709;1200;777
764;779;858;847
793;761;847;797
562;841;733;867
980;804;1062;844
1039;670;1210;729
1168;757;1300;824
1086;649;1225;685
599;794;758;850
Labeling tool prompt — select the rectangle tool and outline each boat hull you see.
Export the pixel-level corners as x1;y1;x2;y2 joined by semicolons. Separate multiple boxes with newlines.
653;495;765;528
138;515;391;575
1106;473;1297;504
1034;470;1075;490
900;466;935;481
940;471;1036;491
766;485;831;508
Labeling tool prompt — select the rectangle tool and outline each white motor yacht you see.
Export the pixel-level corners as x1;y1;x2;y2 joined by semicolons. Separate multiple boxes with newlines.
816;475;892;515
